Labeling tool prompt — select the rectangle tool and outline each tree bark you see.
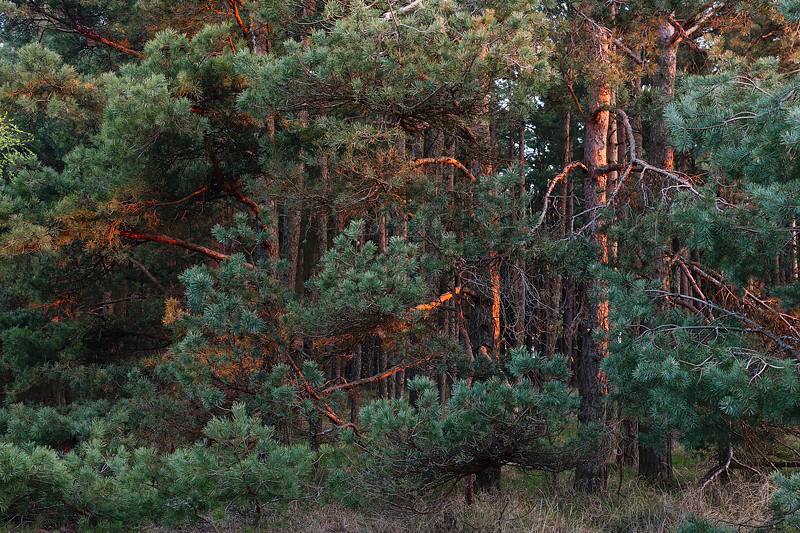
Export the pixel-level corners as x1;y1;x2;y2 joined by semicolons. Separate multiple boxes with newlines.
575;35;611;493
638;425;672;479
637;17;678;481
350;344;362;424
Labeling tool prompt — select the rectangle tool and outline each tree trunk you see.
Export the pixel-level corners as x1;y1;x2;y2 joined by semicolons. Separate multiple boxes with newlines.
284;195;303;293
575;36;611;492
350;344;362;424
637;18;678;481
619;418;638;466
476;466;501;494
638;425;672;479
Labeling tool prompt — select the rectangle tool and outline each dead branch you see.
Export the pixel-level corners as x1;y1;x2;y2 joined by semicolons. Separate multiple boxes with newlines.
666;16;706;55
700;442;732;491
615;109;702;196
681;2;725;39
129;257;166;292
677;258;708;302
648;289;800;361
530;161;588;234
571;7;644;65
383;0;425;20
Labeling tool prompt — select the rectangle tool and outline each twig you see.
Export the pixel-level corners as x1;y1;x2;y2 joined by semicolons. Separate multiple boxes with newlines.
700;442;732;491
129;257;166;291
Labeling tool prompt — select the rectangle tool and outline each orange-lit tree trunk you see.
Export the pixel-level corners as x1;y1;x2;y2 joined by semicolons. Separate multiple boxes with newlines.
575;34;611;493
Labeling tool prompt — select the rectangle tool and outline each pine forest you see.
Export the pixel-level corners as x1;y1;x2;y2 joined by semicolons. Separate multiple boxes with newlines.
5;0;800;531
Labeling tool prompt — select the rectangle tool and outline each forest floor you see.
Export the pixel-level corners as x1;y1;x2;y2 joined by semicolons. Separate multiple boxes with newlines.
144;449;777;533
2;448;778;533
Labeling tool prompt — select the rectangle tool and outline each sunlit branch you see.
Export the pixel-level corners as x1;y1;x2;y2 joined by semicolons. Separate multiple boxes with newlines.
530;161;588;234
284;350;359;435
321;353;444;394
120;230;257;271
412;157;476;181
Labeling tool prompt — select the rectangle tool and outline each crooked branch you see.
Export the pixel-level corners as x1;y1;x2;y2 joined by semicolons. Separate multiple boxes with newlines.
285;351;359;435
615;109;701;196
414;286;475;312
667;16;706;55
322;353;444;394
530;162;587;234
120;230;257;271
413;157;476;181
28;3;144;58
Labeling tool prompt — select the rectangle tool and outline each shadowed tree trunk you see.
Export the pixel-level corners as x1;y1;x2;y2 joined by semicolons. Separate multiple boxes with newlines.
639;17;678;481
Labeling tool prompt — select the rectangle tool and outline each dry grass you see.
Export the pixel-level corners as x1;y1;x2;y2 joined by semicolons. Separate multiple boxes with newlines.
254;464;778;533
14;453;780;533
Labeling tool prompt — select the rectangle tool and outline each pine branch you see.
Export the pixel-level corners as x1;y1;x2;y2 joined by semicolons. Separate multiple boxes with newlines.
112;328;171;342
25;1;144;58
204;134;262;216
414;286;475;312
666;16;706;55
119;230;257;271
285;351;359;435
413;157;476;181
321;353;444;394
204;133;276;257
570;7;644;66
226;0;250;45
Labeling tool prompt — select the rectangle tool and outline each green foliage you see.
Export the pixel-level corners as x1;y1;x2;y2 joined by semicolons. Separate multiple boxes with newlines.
162;250;286;408
0;401;120;448
294;219;431;346
667;57;800;185
0;403;313;527
771;471;800;528
162;403;312;524
238;0;549;133
354;347;589;507
672;516;733;533
606;271;800;455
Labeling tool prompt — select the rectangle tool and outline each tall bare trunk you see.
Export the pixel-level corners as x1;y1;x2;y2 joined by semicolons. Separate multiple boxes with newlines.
515;123;527;350
638;18;677;481
575;36;611;492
